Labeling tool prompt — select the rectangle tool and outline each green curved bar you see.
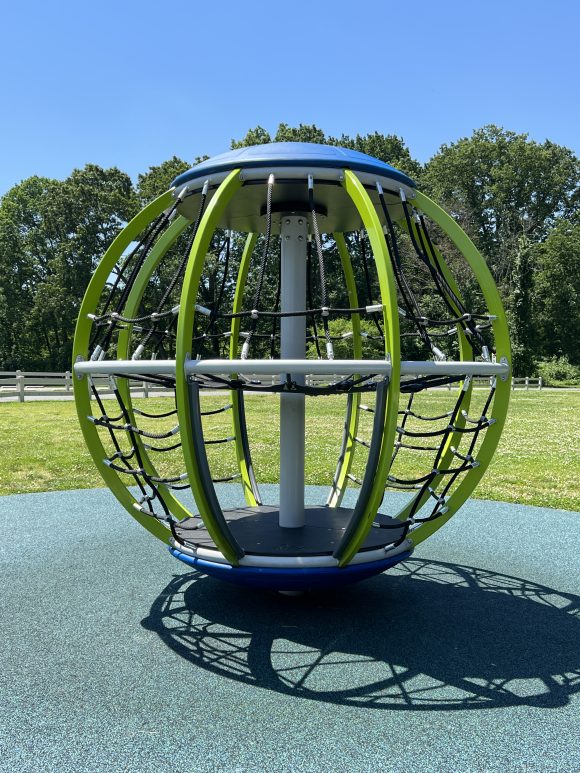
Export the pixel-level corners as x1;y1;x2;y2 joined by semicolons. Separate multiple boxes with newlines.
116;214;193;522
175;169;243;565
406;190;511;547
229;232;260;506
72;191;174;542
326;233;363;507
335;170;401;566
393;216;474;523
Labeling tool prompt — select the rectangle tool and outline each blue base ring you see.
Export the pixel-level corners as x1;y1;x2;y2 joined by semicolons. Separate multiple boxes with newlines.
169;547;413;591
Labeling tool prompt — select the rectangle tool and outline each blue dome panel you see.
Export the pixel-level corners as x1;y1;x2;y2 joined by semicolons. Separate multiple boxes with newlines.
172;142;416;190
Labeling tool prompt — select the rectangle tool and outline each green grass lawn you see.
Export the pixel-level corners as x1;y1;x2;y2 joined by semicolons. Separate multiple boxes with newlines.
1;390;579;511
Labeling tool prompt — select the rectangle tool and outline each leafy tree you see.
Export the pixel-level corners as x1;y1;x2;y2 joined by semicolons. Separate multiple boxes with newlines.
0;165;135;369
423;125;579;373
328;131;422;180
533;220;580;364
423;125;579;279
137;156;194;204
231;126;272;149
274;122;327;144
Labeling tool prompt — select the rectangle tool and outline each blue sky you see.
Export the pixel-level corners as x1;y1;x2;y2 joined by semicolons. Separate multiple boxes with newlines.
1;0;578;195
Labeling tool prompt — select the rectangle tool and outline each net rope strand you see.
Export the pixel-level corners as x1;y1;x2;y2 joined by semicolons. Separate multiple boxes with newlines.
90;204;179;355
134;186;208;357
376;188;435;356
307;238;322;358
269;250;282;359
357;231;384;340
241;176;274;359
110;382;175;520
399;198;489;356
309;176;333;359
411;379;497;522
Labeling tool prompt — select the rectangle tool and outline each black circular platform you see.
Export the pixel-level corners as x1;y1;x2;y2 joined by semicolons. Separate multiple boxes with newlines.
173;506;407;557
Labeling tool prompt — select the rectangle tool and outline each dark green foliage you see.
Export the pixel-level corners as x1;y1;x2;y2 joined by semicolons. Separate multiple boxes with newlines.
423;125;579;374
532;220;580;365
0;166;135;370
137;156;193;205
537;356;580;386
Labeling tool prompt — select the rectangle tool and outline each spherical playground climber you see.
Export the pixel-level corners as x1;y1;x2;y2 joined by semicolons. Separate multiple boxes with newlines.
72;142;511;591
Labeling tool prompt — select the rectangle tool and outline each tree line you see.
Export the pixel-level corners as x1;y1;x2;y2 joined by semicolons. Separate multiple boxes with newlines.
0;123;578;380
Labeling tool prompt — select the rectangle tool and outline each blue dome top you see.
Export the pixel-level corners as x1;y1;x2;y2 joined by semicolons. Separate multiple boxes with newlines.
172;142;416;189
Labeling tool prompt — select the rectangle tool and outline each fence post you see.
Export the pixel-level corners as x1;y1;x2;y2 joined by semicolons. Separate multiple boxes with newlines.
511;377;515;391
539;376;543;390
143;380;149;398
16;370;25;402
525;376;529;390
65;370;71;393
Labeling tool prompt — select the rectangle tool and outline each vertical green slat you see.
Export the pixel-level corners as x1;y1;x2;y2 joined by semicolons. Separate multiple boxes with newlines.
326;233;363;507
175;169;243;565
406;190;511;547
229;233;260;506
72;191;174;542
335;171;401;566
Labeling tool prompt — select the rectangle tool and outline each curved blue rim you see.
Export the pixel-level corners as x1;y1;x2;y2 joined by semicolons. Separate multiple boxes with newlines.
169;546;413;590
172;142;416;190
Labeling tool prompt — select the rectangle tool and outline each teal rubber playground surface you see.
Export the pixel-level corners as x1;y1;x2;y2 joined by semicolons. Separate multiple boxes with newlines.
1;485;579;773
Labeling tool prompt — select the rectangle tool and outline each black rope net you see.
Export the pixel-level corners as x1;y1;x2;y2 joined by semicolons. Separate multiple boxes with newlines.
82;176;501;535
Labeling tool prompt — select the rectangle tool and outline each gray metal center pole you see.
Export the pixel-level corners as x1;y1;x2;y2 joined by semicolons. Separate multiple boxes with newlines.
279;215;307;528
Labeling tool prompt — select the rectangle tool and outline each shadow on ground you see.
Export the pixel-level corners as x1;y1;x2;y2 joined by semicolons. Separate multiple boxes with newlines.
141;558;580;711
